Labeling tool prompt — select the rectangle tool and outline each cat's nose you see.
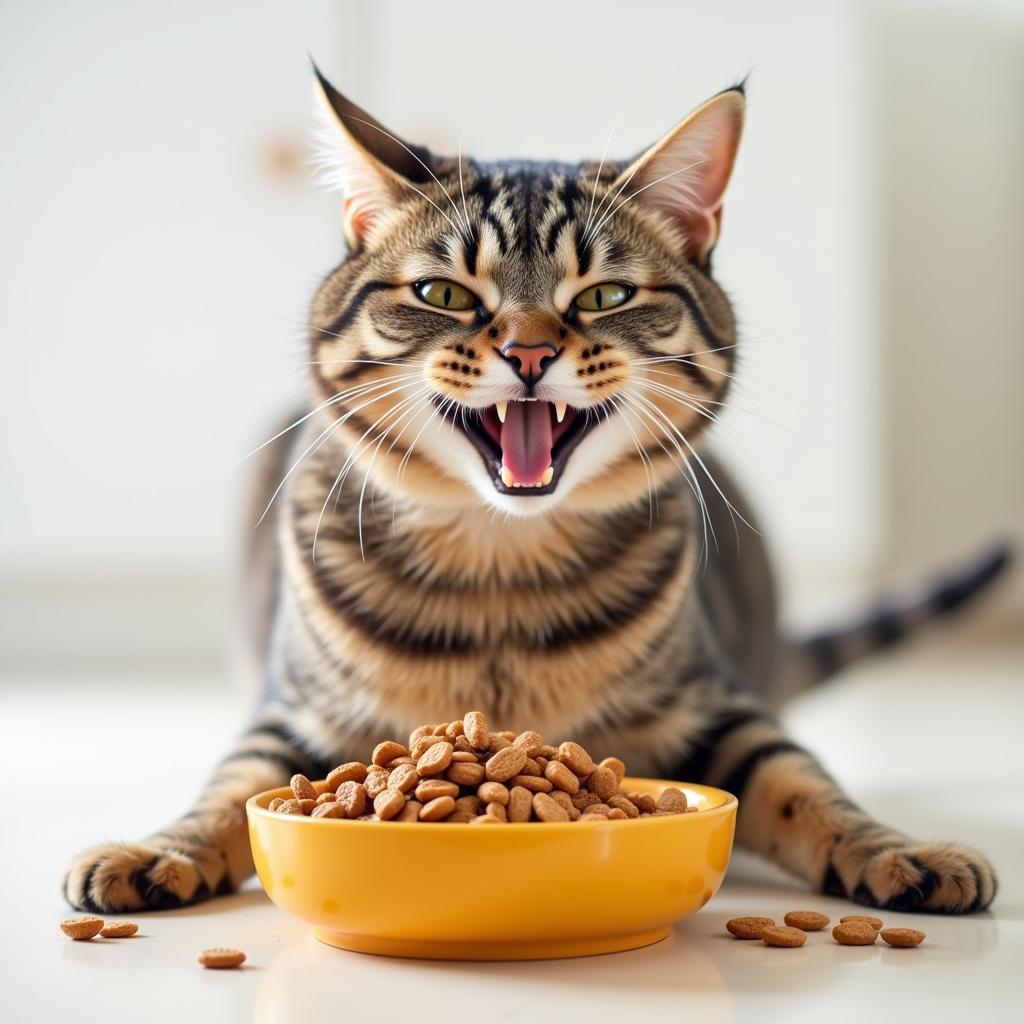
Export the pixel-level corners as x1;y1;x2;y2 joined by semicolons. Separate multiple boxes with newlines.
498;339;559;387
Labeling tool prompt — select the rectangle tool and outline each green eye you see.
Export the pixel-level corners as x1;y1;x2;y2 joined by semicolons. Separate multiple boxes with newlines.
573;282;632;312
415;279;478;311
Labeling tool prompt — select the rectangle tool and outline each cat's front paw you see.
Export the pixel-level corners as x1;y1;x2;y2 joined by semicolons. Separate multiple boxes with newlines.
63;841;220;913
843;841;996;915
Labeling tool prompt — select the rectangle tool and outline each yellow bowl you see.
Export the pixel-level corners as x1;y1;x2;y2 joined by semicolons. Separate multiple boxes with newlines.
247;776;737;961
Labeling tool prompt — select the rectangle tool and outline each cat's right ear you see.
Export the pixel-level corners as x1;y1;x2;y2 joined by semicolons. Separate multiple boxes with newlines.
312;65;434;249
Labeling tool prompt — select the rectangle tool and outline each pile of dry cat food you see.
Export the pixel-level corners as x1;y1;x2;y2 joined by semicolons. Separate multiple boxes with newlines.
268;711;696;824
726;912;925;948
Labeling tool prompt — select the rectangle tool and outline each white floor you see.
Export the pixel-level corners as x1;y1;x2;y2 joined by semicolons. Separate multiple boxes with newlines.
2;629;1021;1023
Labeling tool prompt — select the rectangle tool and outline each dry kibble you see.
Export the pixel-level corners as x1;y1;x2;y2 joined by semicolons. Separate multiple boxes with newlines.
364;769;390;799
60;917;105;940
290;774;317;802
416;741;454;776
397;800;423;822
99;922;138;938
655;787;688;814
371;740;408;767
463;711;490;750
833;922;879;946
558;741;596;777
335;780;367;818
325;762;368;790
311;801;346;818
447;761;486;786
373;789;406;821
419;796;456;821
453;794;483;815
762;925;807;948
880;928;926;948
411;734;446;759
784;911;830;931
478;781;510;806
485;746;528;783
415;779;459;802
840;915;883;930
586;766;618;801
198;948;246;969
533;791;570;822
726;917;775;939
627;792;657;814
387;763;420;794
507;785;533;822
544;760;581;794
510;774;553;793
513;730;544;756
265;713;708;826
607;794;640;818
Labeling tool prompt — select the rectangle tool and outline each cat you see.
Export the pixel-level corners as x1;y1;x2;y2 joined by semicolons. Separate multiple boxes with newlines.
64;67;1005;916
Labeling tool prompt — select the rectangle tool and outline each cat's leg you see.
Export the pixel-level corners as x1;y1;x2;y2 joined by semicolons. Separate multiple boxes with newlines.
63;709;329;912
679;705;997;913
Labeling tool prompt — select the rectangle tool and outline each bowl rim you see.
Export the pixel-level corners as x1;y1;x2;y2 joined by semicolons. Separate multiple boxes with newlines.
246;775;738;830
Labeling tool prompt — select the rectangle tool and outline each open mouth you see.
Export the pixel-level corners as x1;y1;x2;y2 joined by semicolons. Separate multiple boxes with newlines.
437;398;604;495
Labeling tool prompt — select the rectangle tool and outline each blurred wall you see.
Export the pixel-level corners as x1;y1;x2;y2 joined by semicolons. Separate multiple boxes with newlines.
1;0;1019;672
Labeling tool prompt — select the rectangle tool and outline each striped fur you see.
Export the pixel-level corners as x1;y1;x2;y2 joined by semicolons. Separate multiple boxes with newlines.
63;74;999;916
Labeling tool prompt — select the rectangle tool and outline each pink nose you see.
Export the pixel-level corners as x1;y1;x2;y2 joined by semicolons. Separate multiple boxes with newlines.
500;339;559;385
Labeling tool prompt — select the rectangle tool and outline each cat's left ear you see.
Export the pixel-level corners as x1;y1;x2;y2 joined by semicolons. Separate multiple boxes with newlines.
312;64;436;249
613;86;745;264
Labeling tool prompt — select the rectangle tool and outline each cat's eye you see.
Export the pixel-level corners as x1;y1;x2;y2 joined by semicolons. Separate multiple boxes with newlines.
573;282;632;312
415;279;478;312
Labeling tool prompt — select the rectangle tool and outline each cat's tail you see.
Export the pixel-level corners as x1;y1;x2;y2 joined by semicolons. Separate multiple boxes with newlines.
782;543;1012;696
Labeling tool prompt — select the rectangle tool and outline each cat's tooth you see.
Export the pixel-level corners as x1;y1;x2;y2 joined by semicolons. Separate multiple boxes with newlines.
541;466;553;486
495;401;508;423
500;467;514;487
555;402;567;423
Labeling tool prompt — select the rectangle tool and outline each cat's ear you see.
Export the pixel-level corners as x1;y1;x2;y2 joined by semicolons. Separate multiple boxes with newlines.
612;86;745;264
312;65;435;248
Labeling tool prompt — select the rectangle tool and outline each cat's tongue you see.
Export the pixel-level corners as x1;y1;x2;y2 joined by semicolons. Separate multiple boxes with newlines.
500;401;552;486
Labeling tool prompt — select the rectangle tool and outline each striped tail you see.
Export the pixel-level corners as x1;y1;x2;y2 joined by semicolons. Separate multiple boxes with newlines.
786;543;1012;692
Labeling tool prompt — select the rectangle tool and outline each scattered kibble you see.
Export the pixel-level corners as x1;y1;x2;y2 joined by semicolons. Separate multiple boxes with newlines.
269;712;697;825
198;947;246;969
832;921;879;946
762;925;807;948
99;922;139;938
783;911;830;931
880;927;926;948
60;917;104;941
726;916;775;939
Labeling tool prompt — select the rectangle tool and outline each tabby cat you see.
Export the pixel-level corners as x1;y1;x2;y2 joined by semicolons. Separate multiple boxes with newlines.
65;68;1004;915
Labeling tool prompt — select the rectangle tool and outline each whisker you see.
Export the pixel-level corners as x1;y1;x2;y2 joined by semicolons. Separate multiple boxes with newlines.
617;393;713;566
260;379;419;527
582;105;627;240
341;114;471;238
586;158;706;247
607;395;658;526
457;104;481;239
238;372;421;465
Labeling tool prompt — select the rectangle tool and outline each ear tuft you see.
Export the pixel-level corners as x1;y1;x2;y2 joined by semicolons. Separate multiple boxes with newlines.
309;64;434;249
611;88;745;264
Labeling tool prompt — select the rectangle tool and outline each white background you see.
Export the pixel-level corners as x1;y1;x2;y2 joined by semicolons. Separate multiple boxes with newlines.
1;0;1021;670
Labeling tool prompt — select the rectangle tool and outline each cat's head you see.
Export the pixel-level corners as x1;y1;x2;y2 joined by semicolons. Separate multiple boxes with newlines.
308;68;743;519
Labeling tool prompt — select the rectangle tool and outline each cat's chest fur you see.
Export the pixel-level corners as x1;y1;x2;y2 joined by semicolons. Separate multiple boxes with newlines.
280;456;697;747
